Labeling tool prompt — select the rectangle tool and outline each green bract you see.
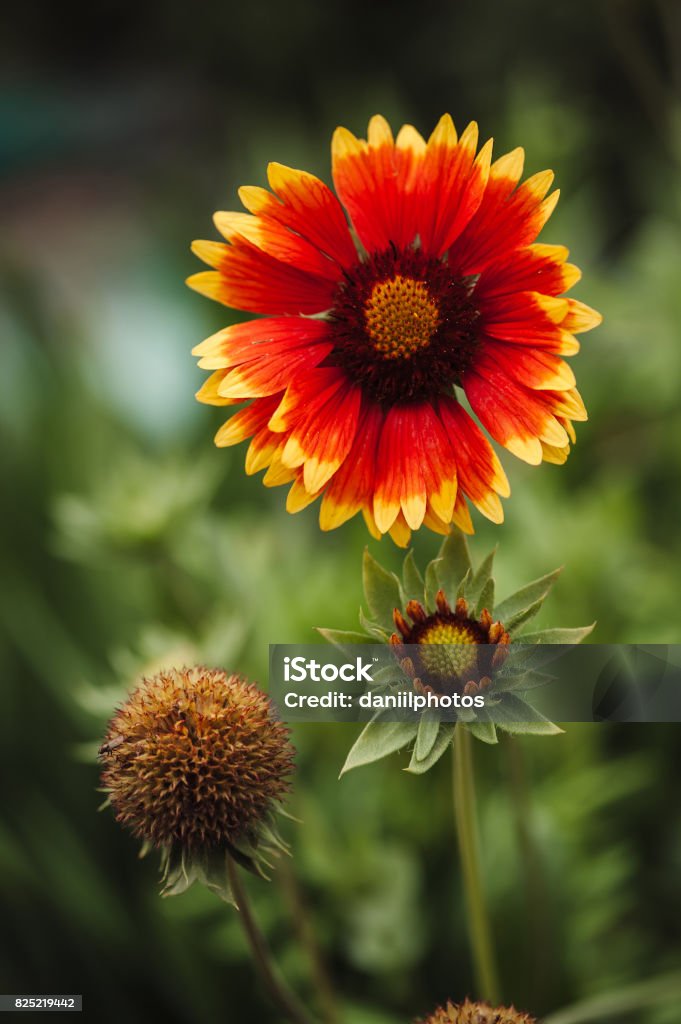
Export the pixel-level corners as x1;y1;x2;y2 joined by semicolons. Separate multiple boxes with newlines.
319;530;594;776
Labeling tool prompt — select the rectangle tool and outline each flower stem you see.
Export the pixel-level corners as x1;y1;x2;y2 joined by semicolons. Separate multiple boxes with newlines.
226;855;317;1024
277;856;340;1024
504;735;553;1006
452;726;501;1005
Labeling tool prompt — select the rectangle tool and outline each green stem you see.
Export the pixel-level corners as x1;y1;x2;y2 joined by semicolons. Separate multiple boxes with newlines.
226;855;317;1024
278;856;340;1024
505;735;552;1005
452;726;501;1005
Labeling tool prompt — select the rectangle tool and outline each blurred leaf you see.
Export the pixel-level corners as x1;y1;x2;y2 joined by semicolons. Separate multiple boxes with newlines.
544;971;681;1024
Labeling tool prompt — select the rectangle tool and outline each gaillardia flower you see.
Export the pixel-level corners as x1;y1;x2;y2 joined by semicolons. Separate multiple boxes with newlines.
100;666;295;895
417;998;536;1024
189;114;601;544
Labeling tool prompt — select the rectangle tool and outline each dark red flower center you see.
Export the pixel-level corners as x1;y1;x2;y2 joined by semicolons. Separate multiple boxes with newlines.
406;611;487;684
328;245;480;404
391;593;510;694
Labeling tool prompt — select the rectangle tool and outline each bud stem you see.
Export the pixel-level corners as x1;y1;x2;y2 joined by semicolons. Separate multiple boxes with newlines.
226;855;317;1024
452;726;501;1004
505;735;552;1005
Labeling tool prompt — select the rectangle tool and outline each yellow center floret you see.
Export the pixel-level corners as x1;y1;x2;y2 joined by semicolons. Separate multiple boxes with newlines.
364;275;440;359
417;620;480;680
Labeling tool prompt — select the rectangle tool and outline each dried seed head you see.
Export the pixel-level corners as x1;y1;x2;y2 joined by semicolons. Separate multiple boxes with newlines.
100;666;295;854
418;998;536;1024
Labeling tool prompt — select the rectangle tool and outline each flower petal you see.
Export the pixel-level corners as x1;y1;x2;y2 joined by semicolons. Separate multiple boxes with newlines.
214;395;281;448
195;370;243;407
479;290;573;352
417;117;492;256
437;396;510;524
332;115;425;252
481;338;576;391
463;364;570;464
188;235;335;314
476;243;581;299
286;475;323;512
213;210;340;280
192;316;332;369
239;164;357;268
217;342;333;399
245;425;283;475
281;382;362;493
373;406;433;532
268;367;347;433
450;491;474;534
319;402;383;530
450;151;559;274
563;298;603;333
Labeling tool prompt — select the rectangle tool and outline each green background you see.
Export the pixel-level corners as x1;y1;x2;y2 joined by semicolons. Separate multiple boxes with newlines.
2;1;681;1021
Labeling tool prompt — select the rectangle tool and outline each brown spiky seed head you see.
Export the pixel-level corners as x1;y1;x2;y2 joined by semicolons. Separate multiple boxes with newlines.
100;667;295;852
418;999;536;1024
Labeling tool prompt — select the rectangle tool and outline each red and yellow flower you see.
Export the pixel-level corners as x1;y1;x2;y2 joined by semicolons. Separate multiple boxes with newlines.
189;114;601;545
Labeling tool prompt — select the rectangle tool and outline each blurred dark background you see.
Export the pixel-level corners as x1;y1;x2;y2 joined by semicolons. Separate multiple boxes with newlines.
2;1;681;1021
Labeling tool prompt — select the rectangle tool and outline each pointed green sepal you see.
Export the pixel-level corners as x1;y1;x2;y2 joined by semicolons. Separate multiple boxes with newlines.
492;693;564;736
340;715;419;776
358;607;392;641
414;706;441;761
315;628;376;654
466;548;496;611
362;548;404;631
406;721;456;774
492;669;556;693
424;557;443;611
466;720;499;744
494;567;563;630
518;624;595;645
436;530;472;602
402;549;425;605
475;575;495;618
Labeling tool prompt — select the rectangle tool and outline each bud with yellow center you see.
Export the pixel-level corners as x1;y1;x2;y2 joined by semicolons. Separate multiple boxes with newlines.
321;531;594;776
391;589;509;694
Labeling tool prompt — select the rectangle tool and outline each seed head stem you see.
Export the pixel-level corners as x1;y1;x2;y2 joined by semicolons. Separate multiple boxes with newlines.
226;854;317;1024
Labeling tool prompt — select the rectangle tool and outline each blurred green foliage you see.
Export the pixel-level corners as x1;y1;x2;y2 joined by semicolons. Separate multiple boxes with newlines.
2;1;681;1021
